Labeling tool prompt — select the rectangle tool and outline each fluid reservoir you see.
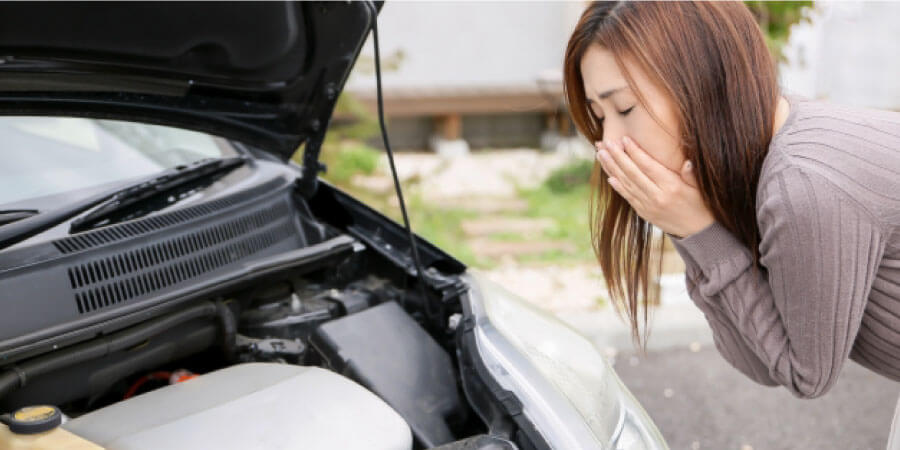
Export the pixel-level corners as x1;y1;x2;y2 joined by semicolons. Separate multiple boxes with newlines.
0;405;101;450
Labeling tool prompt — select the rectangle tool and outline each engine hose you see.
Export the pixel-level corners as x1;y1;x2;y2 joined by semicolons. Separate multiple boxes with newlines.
0;301;218;400
215;300;237;363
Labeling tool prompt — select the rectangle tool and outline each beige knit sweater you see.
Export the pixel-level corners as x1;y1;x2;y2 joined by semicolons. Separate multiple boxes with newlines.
668;93;900;399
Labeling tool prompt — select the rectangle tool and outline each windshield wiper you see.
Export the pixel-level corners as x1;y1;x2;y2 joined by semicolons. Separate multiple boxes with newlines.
69;157;247;233
0;210;38;227
0;157;246;250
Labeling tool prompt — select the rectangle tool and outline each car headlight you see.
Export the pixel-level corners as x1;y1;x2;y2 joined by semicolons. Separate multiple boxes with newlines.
462;272;668;450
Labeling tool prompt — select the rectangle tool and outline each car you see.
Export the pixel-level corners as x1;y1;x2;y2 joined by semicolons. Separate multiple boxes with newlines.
0;2;668;449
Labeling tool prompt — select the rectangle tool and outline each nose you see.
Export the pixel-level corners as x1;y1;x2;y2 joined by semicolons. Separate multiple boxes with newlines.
601;119;624;145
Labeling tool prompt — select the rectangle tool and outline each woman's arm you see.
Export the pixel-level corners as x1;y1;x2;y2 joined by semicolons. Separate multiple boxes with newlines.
677;259;779;387
669;166;887;399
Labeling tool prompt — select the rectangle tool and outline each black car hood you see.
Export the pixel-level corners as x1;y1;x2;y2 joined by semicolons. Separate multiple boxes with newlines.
0;1;380;161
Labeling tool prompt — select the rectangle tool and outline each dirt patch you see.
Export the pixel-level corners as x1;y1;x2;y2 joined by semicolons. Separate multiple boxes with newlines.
469;239;578;260
439;197;529;214
461;217;555;237
383;149;578;201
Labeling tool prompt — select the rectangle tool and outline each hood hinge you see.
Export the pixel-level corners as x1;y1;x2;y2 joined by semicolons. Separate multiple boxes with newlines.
297;120;328;199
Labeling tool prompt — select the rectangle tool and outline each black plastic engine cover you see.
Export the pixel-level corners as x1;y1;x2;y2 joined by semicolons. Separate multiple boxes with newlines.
310;301;462;448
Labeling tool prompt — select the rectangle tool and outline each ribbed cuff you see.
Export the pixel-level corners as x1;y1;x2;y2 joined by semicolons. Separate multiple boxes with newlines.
669;222;746;273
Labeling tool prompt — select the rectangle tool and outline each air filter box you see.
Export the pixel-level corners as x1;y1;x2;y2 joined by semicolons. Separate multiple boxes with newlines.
310;301;462;448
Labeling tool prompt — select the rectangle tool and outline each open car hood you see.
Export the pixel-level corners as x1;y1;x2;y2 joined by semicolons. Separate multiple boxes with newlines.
0;1;380;161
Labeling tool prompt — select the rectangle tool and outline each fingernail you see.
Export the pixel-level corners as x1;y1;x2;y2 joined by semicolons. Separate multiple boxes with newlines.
597;150;609;160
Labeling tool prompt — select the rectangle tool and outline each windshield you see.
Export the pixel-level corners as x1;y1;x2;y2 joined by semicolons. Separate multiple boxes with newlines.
0;116;237;208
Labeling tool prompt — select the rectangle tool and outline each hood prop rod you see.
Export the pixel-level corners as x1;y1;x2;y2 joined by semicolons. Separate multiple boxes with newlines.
367;2;440;324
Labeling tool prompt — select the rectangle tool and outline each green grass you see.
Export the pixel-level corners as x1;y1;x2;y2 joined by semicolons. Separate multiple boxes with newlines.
542;159;593;194
318;141;381;185
516;162;595;265
403;194;487;267
327;179;488;268
399;160;597;267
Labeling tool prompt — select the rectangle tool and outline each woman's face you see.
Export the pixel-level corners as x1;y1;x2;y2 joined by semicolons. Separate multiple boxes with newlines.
579;43;685;172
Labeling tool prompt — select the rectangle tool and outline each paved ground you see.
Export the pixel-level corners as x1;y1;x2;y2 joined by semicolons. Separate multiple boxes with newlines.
558;301;900;450
614;347;899;450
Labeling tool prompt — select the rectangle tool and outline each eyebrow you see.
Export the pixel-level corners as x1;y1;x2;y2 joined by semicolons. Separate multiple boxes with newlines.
585;85;629;102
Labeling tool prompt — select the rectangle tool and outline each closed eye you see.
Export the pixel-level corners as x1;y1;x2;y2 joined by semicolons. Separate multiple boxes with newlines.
588;105;634;125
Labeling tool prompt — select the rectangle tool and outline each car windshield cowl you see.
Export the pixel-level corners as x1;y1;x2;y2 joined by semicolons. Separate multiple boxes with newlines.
0;156;247;250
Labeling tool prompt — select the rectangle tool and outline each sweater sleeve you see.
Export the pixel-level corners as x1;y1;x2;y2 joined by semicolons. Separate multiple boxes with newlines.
668;167;887;399
675;257;780;387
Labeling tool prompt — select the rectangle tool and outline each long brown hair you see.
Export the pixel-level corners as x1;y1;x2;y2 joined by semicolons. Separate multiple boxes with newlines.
563;1;778;348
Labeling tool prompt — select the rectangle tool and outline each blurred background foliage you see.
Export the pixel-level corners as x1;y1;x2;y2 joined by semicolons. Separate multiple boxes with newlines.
744;1;815;62
543;159;593;195
314;93;381;185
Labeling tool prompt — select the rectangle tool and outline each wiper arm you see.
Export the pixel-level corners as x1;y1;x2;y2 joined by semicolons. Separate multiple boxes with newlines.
0;157;246;250
69;156;246;233
0;210;38;227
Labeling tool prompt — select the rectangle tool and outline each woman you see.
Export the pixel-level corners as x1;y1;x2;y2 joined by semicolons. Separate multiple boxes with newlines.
563;0;900;407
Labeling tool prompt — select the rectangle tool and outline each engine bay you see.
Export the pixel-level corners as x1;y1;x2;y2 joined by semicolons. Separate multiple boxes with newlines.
1;251;492;449
0;164;528;449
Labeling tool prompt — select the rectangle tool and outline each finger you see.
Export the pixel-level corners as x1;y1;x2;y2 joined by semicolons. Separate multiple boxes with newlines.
596;147;627;187
608;176;637;203
609;176;646;215
595;141;621;177
621;136;680;187
594;141;608;168
605;138;659;199
680;159;699;189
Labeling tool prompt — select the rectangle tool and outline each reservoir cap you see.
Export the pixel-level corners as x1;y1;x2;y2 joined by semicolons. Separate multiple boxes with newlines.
2;405;62;434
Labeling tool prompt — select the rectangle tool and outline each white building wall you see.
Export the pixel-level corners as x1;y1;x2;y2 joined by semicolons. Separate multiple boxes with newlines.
345;2;584;91
780;2;900;110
